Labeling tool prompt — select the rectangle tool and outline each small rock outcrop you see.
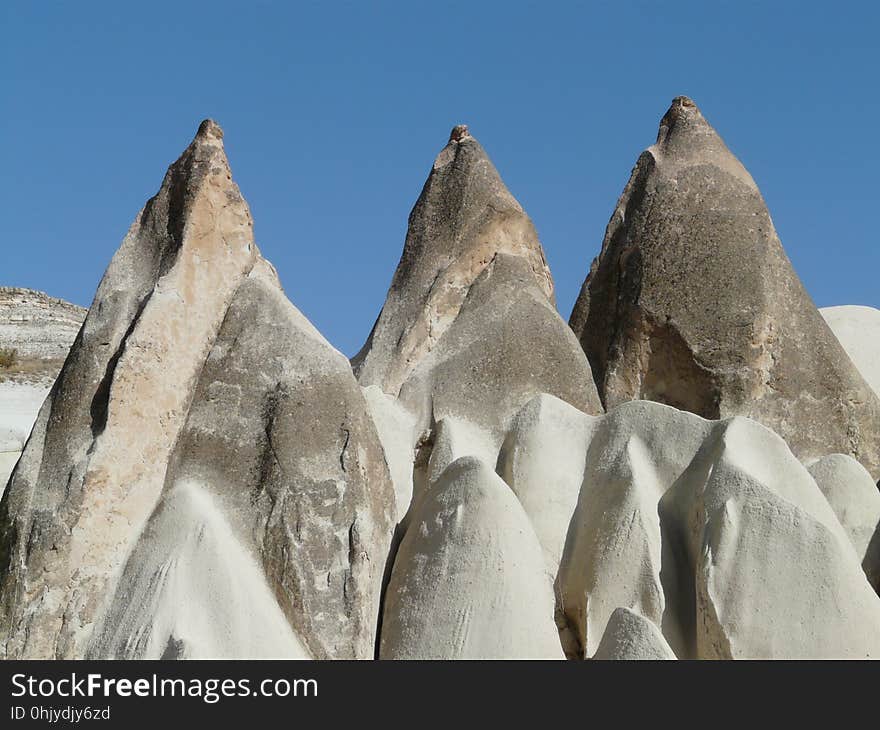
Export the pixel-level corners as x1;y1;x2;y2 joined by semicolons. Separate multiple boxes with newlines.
570;96;880;477
592;607;675;660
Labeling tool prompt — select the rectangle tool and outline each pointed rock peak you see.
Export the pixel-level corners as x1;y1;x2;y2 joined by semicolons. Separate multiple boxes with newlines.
195;118;224;144
655;95;709;145
658;95;701;130
164;119;231;186
432;123;488;171
150;118;251;257
448;124;470;142
354;122;555;395
570;96;880;476
650;95;753;184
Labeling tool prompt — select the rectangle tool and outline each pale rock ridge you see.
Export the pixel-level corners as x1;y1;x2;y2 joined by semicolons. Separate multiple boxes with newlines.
489;394;880;660
87;480;312;659
592;607;675;660
498;394;595;576
0;382;52;492
361;385;417;526
379;456;563;659
570;96;880;477
0;289;87;491
820;305;880;399
0;119;258;658
556;400;711;657
353;125;557;397
807;453;880;591
661;417;880;658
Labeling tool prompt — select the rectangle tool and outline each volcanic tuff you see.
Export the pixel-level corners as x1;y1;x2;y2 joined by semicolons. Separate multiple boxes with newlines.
353;124;602;493
0;120;393;660
2;101;880;660
352;124;555;393
570;96;880;478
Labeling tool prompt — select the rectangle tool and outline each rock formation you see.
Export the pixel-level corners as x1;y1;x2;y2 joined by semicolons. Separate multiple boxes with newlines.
0;120;258;659
0;121;394;660
570;96;880;477
351;127;602;550
380;390;880;660
379;457;562;659
807;454;880;591
3;103;880;661
661;417;880;658
354;125;602;443
353;125;554;395
821;305;880;399
89;260;395;660
556;400;712;657
532;397;880;659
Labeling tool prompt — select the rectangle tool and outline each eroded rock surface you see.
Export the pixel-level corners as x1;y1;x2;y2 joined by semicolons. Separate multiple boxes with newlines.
807;453;880;591
570;96;880;477
0;120;258;659
661;418;880;658
495;395;880;660
355;128;601;450
557;401;711;657
108;261;393;659
2;108;879;662
0;121;393;661
87;480;312;659
379;456;562;659
353;125;555;397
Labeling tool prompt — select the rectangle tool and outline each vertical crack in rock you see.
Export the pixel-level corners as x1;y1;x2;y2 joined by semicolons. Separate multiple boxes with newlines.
94;261;397;660
0;119;258;658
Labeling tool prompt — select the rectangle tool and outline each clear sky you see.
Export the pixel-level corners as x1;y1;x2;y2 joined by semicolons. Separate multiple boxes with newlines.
3;1;877;356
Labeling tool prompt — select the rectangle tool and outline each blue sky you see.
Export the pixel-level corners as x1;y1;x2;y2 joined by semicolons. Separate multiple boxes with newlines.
3;1;877;356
